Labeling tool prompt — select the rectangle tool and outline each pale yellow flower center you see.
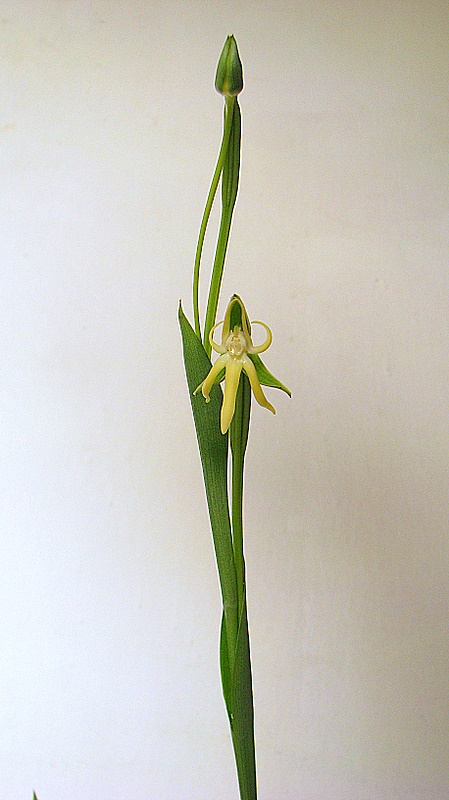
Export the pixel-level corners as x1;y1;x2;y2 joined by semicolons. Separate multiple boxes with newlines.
226;326;247;358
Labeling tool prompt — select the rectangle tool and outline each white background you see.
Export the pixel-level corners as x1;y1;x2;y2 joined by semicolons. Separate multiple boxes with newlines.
2;2;449;798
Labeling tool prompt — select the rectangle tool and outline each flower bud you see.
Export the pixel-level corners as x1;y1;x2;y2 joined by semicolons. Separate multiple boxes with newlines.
215;35;243;97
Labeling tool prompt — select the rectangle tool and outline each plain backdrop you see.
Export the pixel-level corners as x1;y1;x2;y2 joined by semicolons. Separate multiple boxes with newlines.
1;1;449;798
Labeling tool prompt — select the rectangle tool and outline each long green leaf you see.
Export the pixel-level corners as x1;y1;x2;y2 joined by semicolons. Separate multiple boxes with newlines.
179;304;239;660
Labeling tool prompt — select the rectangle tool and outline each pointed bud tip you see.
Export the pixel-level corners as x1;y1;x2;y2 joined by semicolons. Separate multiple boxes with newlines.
215;35;243;97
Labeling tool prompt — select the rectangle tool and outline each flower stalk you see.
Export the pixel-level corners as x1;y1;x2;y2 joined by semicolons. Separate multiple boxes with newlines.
180;35;289;800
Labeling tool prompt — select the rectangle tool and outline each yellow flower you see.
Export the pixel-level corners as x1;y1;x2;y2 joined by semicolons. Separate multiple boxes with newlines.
195;296;276;434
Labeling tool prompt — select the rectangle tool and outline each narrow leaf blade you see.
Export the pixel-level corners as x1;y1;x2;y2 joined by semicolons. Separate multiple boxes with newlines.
219;612;232;718
249;352;291;396
179;304;239;654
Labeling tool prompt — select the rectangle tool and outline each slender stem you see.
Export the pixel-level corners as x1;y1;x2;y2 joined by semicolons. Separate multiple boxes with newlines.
230;386;245;612
203;97;241;355
229;373;257;800
230;373;251;613
204;207;233;355
193;97;236;339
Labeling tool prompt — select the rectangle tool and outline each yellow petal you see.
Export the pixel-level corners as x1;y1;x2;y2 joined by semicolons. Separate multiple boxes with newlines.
195;354;229;402
241;355;276;414
221;358;243;433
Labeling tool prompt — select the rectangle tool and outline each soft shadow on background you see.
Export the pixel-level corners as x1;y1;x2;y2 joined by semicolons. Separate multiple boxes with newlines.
2;2;448;798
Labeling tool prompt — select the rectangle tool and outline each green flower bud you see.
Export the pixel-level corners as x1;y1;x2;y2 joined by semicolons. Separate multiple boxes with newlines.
215;35;243;97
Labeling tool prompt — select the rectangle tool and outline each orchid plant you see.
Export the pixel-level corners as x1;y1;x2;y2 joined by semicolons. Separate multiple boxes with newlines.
180;36;290;800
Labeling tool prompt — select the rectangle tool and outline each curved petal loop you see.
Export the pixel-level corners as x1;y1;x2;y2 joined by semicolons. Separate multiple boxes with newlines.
209;321;227;354
248;321;272;354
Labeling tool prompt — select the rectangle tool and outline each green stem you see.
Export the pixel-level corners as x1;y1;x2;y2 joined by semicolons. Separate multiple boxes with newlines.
193;96;236;340
230;373;251;612
203;97;241;355
229;373;257;800
203;207;233;354
231;420;245;612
